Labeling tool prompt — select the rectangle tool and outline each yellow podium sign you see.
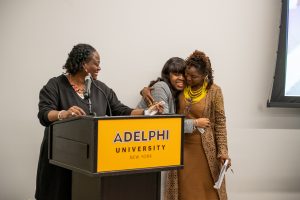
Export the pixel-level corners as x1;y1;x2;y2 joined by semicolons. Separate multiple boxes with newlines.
97;117;183;173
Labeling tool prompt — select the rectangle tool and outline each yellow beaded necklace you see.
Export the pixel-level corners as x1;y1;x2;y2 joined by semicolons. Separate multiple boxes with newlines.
184;80;208;104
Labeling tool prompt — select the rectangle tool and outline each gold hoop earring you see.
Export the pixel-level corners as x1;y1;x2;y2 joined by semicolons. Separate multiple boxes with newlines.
205;75;208;82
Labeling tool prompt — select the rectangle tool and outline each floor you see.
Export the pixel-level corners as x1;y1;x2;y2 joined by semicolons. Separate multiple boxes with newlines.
229;192;300;200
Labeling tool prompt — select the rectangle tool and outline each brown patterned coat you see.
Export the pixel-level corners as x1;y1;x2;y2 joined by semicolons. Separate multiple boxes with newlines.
165;84;228;200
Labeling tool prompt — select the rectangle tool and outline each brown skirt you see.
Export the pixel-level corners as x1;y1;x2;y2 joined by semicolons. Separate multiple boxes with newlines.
178;133;219;200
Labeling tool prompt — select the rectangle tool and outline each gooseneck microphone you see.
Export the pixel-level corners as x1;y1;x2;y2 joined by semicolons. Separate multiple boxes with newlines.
91;79;112;116
84;75;92;99
83;75;94;115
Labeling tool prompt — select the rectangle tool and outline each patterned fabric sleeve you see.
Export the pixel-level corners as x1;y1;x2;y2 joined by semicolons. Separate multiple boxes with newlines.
164;170;179;200
214;87;228;158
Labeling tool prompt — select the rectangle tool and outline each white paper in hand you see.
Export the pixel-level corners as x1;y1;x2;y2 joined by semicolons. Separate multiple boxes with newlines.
213;159;229;190
144;101;165;116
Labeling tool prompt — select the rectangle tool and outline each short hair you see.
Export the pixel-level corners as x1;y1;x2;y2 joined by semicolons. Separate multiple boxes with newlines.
185;50;214;89
63;44;96;75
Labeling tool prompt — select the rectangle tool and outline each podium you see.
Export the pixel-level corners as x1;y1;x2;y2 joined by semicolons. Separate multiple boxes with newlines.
48;115;184;200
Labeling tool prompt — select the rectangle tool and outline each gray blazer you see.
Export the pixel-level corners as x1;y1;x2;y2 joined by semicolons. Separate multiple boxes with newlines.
137;81;194;133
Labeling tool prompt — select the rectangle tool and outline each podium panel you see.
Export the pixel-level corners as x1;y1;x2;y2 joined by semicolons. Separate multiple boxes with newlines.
49;115;184;200
97;117;182;173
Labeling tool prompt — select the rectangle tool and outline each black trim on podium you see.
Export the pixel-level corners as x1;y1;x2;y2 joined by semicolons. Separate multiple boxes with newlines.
48;115;184;200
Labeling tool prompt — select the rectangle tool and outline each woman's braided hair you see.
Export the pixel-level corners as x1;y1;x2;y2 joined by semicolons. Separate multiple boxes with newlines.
185;50;214;89
63;44;96;75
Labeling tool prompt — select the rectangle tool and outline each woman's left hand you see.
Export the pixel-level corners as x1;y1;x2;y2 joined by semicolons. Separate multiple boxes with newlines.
144;101;165;115
141;87;155;106
219;155;231;170
152;101;164;114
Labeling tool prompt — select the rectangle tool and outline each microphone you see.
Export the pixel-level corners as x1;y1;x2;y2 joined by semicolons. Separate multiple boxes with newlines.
83;74;95;116
84;75;92;99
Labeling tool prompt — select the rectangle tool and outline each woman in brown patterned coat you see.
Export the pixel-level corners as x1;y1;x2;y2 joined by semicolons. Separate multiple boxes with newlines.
165;50;231;200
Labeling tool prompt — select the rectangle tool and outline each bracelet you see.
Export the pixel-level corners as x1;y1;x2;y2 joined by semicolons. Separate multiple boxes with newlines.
57;110;66;120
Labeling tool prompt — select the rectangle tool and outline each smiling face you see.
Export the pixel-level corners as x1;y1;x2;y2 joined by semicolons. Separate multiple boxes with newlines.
84;51;101;80
169;72;185;91
185;50;214;90
161;57;186;92
185;66;206;89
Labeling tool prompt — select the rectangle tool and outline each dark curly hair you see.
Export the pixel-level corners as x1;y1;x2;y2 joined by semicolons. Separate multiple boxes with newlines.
149;57;186;101
63;44;96;75
185;50;214;89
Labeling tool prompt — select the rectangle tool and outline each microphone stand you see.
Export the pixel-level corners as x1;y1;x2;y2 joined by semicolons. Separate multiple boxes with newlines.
87;98;94;116
91;79;112;116
85;96;96;116
85;94;96;116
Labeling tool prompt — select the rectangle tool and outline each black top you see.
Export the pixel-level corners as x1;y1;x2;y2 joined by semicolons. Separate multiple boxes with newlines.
35;74;133;200
38;74;133;126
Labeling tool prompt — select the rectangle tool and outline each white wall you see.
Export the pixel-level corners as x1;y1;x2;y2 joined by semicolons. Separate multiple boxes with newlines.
1;0;300;199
